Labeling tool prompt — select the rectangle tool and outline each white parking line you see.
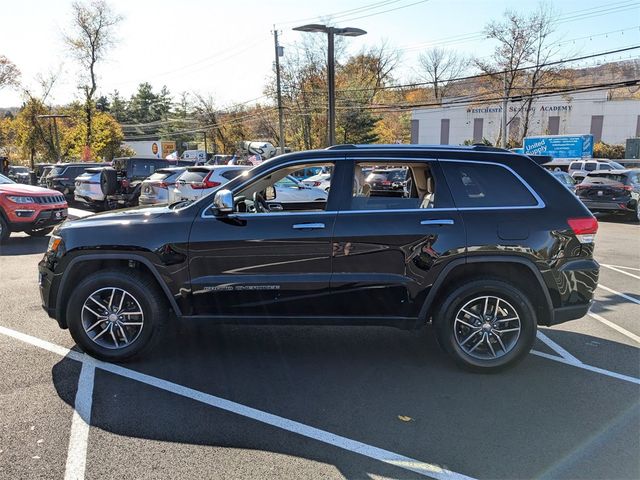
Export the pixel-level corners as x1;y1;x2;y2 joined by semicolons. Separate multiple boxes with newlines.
0;326;475;480
598;284;640;306
536;331;581;364
530;350;640;385
600;264;640;281
587;311;640;345
64;362;95;480
600;264;640;273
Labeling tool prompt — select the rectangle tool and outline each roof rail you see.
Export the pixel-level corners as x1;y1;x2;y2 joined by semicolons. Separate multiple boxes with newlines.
325;144;357;150
325;143;512;153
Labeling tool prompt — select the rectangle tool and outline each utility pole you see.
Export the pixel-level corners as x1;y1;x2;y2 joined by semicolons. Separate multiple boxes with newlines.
273;27;285;154
203;131;208;157
501;71;508;148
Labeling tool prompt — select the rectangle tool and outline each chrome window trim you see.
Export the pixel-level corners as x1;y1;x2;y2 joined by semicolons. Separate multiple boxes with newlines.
201;155;545;218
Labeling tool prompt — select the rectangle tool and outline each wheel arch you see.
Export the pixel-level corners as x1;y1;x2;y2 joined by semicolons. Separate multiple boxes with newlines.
419;256;554;327
55;253;182;328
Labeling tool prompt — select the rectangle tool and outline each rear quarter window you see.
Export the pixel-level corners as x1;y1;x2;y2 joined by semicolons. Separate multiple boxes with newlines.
179;170;208;183
220;169;246;180
441;161;538;208
569;162;583;170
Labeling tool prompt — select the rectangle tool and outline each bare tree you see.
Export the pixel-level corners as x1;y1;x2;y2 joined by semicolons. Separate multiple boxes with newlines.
418;47;466;101
65;0;122;153
475;2;559;144
0;55;20;89
520;3;560;138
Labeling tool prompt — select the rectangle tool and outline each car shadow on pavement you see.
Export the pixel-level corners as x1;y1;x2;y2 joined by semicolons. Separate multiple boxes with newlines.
51;324;640;480
595;213;639;225
0;235;49;256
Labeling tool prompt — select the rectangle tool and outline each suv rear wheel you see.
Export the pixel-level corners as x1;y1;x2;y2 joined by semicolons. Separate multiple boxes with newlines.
434;279;537;372
67;269;167;361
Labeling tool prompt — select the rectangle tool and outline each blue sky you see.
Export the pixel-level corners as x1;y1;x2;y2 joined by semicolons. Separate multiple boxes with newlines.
1;0;638;108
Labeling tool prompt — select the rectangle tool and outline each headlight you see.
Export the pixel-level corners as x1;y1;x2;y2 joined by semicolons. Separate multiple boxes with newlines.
7;195;35;204
47;235;63;253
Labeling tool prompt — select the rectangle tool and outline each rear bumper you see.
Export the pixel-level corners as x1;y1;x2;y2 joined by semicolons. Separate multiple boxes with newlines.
543;258;599;326
581;199;635;212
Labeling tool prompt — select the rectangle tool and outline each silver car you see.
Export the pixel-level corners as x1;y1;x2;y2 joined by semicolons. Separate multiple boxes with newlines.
139;167;186;205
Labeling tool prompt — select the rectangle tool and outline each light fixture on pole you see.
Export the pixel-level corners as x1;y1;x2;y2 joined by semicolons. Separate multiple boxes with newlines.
292;24;366;146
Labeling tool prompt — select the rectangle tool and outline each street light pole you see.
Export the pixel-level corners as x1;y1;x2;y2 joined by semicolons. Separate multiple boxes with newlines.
292;24;366;147
327;28;336;146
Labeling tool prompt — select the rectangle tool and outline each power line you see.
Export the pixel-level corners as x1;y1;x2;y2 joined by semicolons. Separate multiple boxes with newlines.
395;1;639;53
276;0;403;25
297;44;640;95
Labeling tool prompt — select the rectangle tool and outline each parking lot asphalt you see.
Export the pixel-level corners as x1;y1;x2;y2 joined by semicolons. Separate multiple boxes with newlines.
0;216;638;480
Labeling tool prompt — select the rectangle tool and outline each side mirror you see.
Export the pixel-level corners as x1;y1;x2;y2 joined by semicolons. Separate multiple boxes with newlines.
213;189;234;213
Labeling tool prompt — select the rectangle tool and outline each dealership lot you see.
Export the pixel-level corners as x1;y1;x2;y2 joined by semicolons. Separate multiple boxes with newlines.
0;218;638;480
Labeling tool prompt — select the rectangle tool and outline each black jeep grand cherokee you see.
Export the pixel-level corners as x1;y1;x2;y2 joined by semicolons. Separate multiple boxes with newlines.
39;145;599;372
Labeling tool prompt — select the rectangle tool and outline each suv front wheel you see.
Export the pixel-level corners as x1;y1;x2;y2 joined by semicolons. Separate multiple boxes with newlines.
434;279;537;372
67;269;167;361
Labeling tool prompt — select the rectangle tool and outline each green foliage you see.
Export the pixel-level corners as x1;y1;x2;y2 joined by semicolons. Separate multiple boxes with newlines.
337;101;380;144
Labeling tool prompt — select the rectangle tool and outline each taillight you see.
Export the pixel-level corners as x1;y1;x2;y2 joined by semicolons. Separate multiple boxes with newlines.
312;181;322;187
121;178;130;188
622;185;633;191
567;217;598;244
191;180;221;189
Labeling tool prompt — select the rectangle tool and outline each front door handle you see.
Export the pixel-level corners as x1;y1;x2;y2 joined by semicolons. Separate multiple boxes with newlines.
293;223;325;230
420;219;455;226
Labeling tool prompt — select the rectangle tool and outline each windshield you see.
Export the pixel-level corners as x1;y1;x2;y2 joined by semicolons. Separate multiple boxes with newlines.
585;173;629;184
608;161;625;170
49;166;67;176
0;173;15;184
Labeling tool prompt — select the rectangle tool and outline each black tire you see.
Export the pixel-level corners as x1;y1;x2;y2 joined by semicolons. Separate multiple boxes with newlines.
100;167;118;196
434;278;537;373
0;215;9;243
26;227;54;237
66;269;167;361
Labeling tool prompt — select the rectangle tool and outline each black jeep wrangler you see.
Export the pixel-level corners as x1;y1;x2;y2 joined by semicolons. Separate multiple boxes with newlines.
39;145;599;372
97;157;194;209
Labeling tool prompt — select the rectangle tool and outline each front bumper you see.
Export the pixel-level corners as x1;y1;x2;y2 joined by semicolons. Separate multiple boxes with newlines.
9;207;68;231
38;260;59;322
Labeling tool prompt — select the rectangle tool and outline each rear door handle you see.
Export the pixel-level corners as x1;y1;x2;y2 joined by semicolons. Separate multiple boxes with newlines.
293;223;325;230
420;219;455;226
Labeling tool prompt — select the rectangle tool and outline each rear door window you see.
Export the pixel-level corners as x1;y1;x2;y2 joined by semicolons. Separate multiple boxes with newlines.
584;163;597;171
441;161;538;208
347;161;452;210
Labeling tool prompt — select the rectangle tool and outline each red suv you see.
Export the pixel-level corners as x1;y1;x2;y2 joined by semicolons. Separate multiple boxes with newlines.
0;173;68;243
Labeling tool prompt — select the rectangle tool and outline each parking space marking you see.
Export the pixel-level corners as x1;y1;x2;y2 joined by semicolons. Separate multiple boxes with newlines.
587;311;640;345
0;326;475;480
536;331;581;364
600;264;640;281
598;284;640;306
64;362;95;480
530;350;640;385
600;264;640;273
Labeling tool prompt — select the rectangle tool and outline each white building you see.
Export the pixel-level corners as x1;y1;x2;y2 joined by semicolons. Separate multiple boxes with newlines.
411;90;640;146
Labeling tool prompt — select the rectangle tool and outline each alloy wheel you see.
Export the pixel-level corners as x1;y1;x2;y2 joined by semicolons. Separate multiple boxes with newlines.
453;295;521;360
81;287;144;350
